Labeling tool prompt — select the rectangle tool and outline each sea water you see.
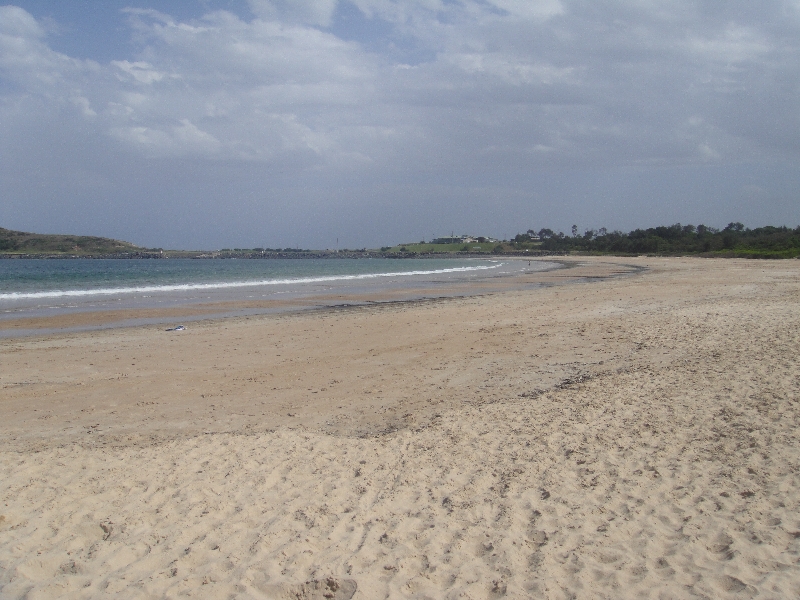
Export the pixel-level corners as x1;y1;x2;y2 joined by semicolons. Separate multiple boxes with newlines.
0;257;507;299
0;257;557;335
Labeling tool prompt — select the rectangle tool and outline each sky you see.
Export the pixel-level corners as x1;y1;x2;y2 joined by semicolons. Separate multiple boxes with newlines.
1;1;799;250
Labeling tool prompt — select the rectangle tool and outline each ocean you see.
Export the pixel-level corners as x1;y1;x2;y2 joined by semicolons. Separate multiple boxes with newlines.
0;257;558;335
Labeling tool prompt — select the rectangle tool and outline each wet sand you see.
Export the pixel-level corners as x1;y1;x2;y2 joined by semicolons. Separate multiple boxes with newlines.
0;258;563;337
1;256;799;598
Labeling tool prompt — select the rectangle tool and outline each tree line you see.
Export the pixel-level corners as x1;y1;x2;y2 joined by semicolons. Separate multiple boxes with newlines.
513;223;800;258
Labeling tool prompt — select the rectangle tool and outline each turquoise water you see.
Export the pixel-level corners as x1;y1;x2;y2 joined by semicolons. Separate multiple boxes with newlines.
0;258;502;300
0;257;558;336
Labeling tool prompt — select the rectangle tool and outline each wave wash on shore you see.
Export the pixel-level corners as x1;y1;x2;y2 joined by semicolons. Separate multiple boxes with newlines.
0;262;504;301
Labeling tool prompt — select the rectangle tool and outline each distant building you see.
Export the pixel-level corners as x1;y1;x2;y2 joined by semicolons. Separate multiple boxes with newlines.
431;235;483;244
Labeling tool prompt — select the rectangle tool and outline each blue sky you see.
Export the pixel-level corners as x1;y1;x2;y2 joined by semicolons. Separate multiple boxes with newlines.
1;1;799;249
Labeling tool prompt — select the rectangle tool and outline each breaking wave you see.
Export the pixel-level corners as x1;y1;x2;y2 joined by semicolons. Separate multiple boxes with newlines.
0;263;502;301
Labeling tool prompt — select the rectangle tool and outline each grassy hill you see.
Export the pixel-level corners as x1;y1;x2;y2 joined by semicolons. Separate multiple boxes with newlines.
381;242;496;254
0;227;142;256
380;240;551;254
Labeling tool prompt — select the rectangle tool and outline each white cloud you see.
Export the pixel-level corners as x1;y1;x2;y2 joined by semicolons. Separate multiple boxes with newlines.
0;5;44;39
112;60;168;84
173;119;222;153
70;94;96;117
685;24;771;64
247;0;340;26
0;5;84;88
109;119;221;156
2;2;800;247
697;143;720;161
444;51;576;86
485;0;564;20
3;2;798;170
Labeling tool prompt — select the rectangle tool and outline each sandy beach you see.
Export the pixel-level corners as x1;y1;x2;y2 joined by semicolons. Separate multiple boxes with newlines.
1;256;799;599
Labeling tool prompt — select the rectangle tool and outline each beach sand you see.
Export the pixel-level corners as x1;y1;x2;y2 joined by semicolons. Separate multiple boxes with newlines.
1;256;799;598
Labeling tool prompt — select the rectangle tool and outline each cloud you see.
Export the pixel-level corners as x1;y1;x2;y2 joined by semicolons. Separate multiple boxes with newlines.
111;60;168;84
0;5;89;90
1;2;799;248
485;0;564;20
4;1;798;169
248;0;340;26
110;119;221;156
0;5;44;39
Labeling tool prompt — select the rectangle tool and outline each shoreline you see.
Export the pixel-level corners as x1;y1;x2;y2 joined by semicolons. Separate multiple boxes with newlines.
0;257;590;339
0;250;570;260
2;256;798;598
0;258;642;449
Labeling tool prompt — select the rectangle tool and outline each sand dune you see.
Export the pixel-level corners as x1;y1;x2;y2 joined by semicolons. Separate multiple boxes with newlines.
2;257;799;598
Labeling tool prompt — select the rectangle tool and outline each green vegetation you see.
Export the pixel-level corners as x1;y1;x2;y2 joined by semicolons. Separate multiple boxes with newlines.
219;248;309;253
383;236;545;255
382;242;493;254
382;224;800;258
4;222;798;259
534;223;800;258
0;227;142;255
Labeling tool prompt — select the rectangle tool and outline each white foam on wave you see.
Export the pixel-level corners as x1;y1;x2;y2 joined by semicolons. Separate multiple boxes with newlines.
0;263;503;301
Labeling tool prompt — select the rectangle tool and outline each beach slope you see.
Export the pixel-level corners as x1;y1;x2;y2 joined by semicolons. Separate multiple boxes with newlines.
1;257;799;598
